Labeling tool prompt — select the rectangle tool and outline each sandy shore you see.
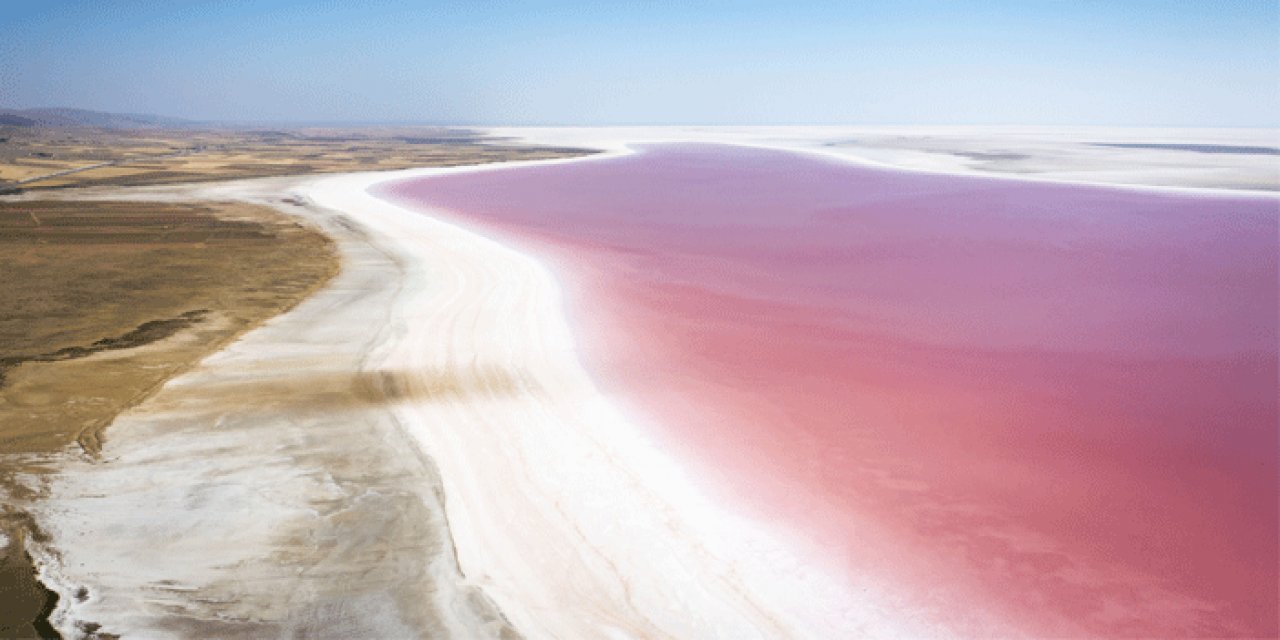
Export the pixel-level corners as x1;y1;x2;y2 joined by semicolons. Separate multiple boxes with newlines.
25;161;925;638
289;167;926;637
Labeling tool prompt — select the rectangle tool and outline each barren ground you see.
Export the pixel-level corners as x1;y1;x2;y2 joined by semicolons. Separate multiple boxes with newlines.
0;128;591;637
0;126;586;192
0;199;338;637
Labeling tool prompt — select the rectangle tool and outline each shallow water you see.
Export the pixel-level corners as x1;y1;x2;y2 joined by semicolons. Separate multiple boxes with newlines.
380;144;1278;636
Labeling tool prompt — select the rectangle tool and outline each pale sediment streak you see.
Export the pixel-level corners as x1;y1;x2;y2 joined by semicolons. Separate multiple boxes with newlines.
26;160;945;638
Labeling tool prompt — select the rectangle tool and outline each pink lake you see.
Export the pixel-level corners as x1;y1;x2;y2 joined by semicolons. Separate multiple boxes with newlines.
378;144;1279;637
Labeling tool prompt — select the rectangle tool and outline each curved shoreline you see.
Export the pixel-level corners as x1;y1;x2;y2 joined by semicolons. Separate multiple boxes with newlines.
25;158;925;638
310;166;933;638
370;141;1277;637
24;130;1273;637
25;174;515;638
490;126;1280;198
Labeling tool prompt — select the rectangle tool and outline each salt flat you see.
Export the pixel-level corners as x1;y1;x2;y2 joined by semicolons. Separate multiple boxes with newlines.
493;125;1280;192
24;176;514;638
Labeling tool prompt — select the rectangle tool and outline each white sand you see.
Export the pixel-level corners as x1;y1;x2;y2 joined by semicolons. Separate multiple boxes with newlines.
23;161;954;638
491;125;1280;194
24;176;514;638
303;166;952;638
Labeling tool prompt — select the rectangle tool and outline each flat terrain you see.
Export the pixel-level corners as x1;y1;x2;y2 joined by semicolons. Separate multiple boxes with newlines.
819;127;1280;191
0;122;595;636
0;126;585;192
0;126;594;637
0;199;339;453
495;125;1280;191
0;198;338;638
384;142;1276;636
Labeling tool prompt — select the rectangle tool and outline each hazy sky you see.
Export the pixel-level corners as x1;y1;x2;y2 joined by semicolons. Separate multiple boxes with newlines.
2;0;1277;126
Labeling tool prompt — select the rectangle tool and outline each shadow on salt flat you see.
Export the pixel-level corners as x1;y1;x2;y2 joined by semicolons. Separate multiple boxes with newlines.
154;364;531;417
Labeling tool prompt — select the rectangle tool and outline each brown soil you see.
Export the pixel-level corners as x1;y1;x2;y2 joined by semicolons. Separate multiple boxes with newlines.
0;198;339;637
0;127;589;193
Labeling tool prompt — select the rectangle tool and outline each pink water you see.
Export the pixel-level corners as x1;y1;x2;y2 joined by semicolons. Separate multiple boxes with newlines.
378;144;1279;637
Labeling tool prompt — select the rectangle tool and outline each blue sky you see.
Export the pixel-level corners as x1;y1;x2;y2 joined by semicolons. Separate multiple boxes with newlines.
2;0;1277;126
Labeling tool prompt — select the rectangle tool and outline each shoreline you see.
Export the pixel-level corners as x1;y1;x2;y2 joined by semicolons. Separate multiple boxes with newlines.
21;157;913;638
0;196;340;637
17;131;1273;637
20;173;515;638
313;166;923;637
488;126;1280;198
371;141;1277;637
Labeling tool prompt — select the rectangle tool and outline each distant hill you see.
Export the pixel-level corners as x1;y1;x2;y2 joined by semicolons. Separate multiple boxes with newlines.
0;107;194;129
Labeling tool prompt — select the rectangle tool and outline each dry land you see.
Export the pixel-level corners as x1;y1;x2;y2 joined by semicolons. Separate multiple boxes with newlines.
0;126;589;637
494;125;1280;191
0;198;339;637
0;126;584;192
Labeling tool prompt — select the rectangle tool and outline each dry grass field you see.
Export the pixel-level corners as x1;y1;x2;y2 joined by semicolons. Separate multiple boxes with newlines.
0;200;340;454
0;126;587;192
0;199;339;637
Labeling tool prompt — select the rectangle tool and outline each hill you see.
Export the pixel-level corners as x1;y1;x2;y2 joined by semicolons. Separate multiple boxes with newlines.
0;107;194;129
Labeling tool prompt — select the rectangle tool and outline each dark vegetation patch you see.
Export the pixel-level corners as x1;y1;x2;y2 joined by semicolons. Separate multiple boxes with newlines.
31;577;60;640
0;514;59;639
0;310;208;388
